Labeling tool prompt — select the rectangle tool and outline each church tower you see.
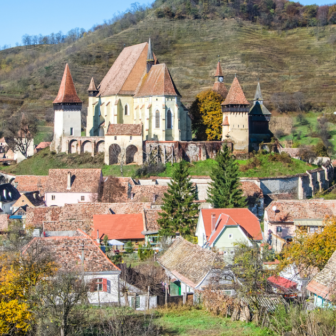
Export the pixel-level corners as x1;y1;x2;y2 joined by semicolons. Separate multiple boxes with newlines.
212;60;228;99
52;64;82;152
221;76;250;153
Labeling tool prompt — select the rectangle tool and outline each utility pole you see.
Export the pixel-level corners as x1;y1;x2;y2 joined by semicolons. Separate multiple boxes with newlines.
147;286;150;310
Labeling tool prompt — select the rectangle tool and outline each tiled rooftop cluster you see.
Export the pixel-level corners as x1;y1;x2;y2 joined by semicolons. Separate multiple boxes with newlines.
106;124;142;136
23;230;119;273
13;175;48;196
265;199;336;222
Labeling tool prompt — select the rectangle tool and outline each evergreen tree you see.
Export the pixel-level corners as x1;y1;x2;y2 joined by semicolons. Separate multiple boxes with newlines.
158;160;199;237
207;144;246;208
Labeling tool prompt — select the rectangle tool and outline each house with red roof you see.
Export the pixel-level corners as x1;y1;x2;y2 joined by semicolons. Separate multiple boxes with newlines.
22;229;121;304
195;209;263;258
268;276;297;294
92;213;146;247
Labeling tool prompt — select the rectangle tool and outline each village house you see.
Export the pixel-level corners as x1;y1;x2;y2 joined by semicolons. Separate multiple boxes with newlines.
22;229;121;304
13;175;48;197
44;169;103;206
12;191;45;212
158;237;237;300
307;250;336;308
264;199;336;252
0;184;21;214
25;202;154;236
195;208;263;259
35;141;51;153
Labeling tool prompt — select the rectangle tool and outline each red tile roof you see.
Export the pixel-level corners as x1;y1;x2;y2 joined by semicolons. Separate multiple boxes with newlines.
208;214;238;245
14;175;48;195
222;77;249;106
222;115;229;126
45;169;102;193
53;64;82;104
92;214;145;240
265;199;336;223
106;124;142;136
201;208;262;241
268;276;297;290
98;42;150;97
135;64;180;97
22;229;119;273
36;142;51;149
214;61;224;77
88;77;97;91
213;82;228;99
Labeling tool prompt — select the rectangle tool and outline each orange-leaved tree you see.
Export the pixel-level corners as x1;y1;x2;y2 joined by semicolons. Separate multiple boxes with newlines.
278;216;336;272
189;89;223;141
0;250;57;335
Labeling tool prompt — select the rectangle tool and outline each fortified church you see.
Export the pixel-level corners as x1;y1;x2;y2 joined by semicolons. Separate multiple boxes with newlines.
50;39;271;164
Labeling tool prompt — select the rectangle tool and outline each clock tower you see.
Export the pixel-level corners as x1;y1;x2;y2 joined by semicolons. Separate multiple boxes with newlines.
212;60;227;99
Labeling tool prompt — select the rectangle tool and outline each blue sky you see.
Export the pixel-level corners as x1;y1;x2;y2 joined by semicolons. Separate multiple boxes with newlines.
0;0;331;48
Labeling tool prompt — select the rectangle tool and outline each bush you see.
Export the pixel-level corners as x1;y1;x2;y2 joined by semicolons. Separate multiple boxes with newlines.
274;129;286;139
135;162;165;178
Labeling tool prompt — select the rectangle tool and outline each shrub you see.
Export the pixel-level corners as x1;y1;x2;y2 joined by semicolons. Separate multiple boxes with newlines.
135;162;165;178
274;129;286;139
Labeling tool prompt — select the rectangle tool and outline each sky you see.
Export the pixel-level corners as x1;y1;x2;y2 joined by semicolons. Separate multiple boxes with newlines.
0;0;331;48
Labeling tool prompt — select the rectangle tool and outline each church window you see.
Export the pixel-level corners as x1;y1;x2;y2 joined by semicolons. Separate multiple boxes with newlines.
124;105;128;116
70;127;73;135
155;110;160;128
130;136;132;141
167;110;172;129
114;136;117;140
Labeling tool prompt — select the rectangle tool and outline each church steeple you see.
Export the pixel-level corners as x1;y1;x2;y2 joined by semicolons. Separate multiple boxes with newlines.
254;82;263;103
147;38;155;73
212;60;227;99
88;77;99;97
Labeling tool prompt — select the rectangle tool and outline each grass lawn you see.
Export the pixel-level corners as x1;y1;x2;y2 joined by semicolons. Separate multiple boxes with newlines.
0;148;316;178
155;307;273;336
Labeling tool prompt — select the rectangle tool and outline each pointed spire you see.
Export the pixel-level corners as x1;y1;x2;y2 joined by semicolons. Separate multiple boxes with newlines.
254;82;263;101
222;115;230;126
53;64;82;104
147;38;154;61
88;77;97;92
214;61;224;77
222;77;249;106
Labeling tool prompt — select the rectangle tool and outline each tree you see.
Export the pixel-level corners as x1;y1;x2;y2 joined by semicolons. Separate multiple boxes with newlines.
279;216;336;272
5;113;38;159
125;241;134;253
189;89;223;140
157;160;199;236
207;144;246;208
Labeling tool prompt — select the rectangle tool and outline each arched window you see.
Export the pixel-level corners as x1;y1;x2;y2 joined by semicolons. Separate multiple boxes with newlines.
167;110;172;129
155;110;160;128
124;105;128;116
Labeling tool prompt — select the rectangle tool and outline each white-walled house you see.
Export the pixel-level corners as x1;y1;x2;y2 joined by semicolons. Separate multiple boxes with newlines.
45;169;103;206
22;229;121;305
195;209;263;260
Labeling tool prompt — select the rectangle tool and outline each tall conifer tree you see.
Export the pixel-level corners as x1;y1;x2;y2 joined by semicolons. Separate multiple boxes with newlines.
207;144;246;208
158;161;199;236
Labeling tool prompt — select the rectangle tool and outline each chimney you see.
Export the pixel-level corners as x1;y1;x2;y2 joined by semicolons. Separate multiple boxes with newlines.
211;213;216;232
67;172;71;190
96;230;100;244
146;38;154;73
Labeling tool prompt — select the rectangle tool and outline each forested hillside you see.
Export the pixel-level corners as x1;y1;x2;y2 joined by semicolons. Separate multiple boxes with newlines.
1;0;336;131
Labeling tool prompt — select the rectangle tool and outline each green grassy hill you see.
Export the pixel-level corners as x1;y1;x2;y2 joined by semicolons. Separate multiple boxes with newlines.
1;14;336;127
0;148;316;178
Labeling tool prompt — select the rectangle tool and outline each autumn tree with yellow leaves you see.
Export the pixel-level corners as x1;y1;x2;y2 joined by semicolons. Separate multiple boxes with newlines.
189;89;223;141
278;216;336;272
0;247;57;335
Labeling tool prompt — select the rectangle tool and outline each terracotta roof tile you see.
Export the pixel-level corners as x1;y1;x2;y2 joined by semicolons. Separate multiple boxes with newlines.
45;169;102;193
201;208;262;241
268;276;297;291
158;237;218;289
213;82;228;99
98;42;148;97
265;200;336;223
135;64;180;97
53;64;82;104
144;209;161;232
22;230;119;273
222;115;229;126
14;175;48;196
222;77;249;106
36;142;51;149
88;77;97;91
214;61;224;77
106;124;142;136
93;214;145;240
307;250;336;299
207;214;238;246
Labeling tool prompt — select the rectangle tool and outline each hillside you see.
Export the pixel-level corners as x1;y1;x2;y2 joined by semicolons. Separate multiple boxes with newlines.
0;148;316;177
1;11;336;128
